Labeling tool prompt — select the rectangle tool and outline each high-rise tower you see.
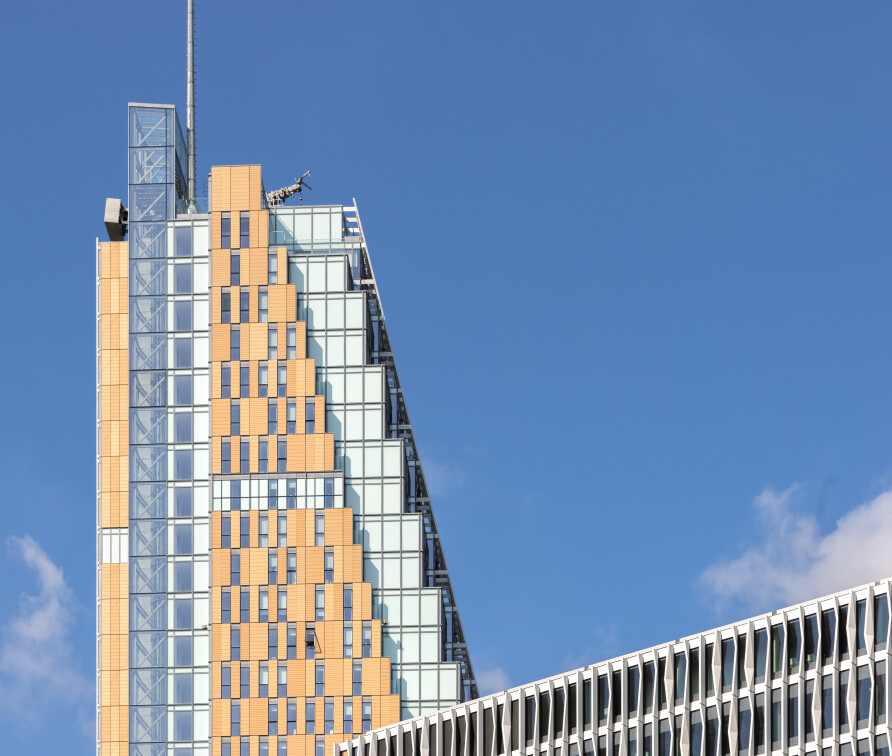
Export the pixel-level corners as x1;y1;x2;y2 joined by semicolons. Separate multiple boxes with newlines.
97;104;476;756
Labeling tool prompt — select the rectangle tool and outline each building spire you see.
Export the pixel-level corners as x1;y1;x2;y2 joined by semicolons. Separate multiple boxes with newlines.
186;0;196;207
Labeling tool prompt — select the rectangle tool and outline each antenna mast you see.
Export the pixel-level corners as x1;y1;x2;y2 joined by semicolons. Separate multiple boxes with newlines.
186;0;197;207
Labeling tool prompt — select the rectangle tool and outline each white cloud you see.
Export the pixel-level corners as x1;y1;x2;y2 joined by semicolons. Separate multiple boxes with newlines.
699;484;892;614
476;666;511;695
0;536;93;734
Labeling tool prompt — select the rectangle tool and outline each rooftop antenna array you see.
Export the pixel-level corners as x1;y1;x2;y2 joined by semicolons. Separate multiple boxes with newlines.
186;0;197;210
265;171;313;207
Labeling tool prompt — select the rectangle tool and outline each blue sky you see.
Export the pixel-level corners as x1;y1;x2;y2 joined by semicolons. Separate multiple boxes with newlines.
3;3;892;753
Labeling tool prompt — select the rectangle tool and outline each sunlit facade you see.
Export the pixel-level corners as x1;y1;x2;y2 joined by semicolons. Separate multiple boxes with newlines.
97;103;476;756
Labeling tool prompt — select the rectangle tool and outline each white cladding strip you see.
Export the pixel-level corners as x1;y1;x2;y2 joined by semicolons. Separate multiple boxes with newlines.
100;528;128;563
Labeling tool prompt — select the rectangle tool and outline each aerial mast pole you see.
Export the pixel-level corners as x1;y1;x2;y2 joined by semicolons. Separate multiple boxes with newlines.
186;0;196;208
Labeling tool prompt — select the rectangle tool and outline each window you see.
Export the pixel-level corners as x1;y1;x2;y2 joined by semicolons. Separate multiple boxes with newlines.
287;325;296;359
230;402;240;436
287;549;296;584
174;449;192;480
221;287;231;323
738;699;751;756
240;211;249;248
754;629;768;682
324;547;334;583
174;300;191;331
344;625;353;658
221;515;231;548
277;438;286;472
239;363;249;397
287;623;297;659
754;693;765;754
174;412;192;442
230;252;240;286
259;440;268;472
306;700;316;734
173;263;192;294
877;659;887;725
689;648;700;702
305;624;316;660
230;326;240;360
221;364;231;399
269;700;278;736
239;290;249;323
628;666;640;717
805;678;815;742
259;287;268;322
231;551;240;586
856;600;867;655
174;374;192;405
721;639;734;692
805;614;819;669
673;653;685;704
174;561;192;591
344;587;353;621
315;587;325;621
856;666;870;728
324;698;334;734
222;588;231;623
240;588;249;622
821;675;833;736
175;226;192;256
174;337;192;368
839;605;850;661
221;212;231;249
278;515;287;547
175;487;192;517
259;589;268;623
221;440;231;473
258;516;268;547
268;625;278;660
788;619;801;674
268;401;277;435
239;440;248;473
278;589;287;621
268;325;277;360
268;551;277;584
222;664;231;698
324;478;334;508
268;252;278;284
840;670;850;734
362;621;372;658
877;595;889;651
788;683;799;746
259;662;269;697
315;661;324;696
174;523;192;554
705;644;714;696
234;663;247;699
344;700;353;735
315;514;324;546
287;700;297;737
259;364;268;397
231;703;240;735
231;626;240;660
362;698;371;733
353;663;362;696
306;398;315;434
822;609;836;665
278;663;287;697
277;364;287;396
239;513;249;547
287;400;296;433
